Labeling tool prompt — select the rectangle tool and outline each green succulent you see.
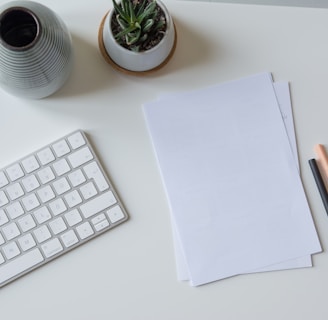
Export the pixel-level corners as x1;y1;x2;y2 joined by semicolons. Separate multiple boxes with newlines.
112;0;166;52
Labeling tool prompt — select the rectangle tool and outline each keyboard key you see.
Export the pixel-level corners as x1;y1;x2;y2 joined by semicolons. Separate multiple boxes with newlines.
18;234;36;251
6;164;24;182
76;221;94;240
64;190;82;208
2;222;20;241
91;213;110;231
38;167;55;184
52;139;70;157
91;213;107;225
53;159;71;176
49;198;67;216
61;230;78;248
41;238;63;258
80;181;97;200
0;191;9;207
18;214;36;232
22;175;40;192
64;209;82;227
0;233;4;245
6;183;24;201
37;147;55;165
6;202;24;219
22;193;40;211
37;185;55;203
34;225;51;243
0;209;8;226
49;217;67;235
53;177;71;195
83;161;109;191
0;171;9;188
93;219;109;232
68;169;86;187
68;131;85;149
21;155;40;174
0;248;44;285
3;242;20;260
0;253;4;264
80;191;117;219
68;146;93;168
33;206;52;224
107;205;125;224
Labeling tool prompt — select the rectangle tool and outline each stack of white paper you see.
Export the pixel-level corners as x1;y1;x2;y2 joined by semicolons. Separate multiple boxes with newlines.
143;73;321;286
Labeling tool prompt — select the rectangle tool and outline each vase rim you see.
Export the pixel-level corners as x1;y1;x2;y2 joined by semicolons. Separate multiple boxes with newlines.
0;6;41;51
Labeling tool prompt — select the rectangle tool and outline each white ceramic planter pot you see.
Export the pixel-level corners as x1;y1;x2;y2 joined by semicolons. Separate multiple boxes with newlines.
98;0;176;74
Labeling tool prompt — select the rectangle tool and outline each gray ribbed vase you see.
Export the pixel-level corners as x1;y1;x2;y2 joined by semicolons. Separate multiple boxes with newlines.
0;1;73;99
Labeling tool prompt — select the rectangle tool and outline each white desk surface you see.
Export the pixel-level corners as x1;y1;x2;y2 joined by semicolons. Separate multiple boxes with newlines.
1;0;328;319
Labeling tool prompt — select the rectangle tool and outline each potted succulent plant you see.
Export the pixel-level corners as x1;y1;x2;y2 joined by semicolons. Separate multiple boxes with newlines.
98;0;176;74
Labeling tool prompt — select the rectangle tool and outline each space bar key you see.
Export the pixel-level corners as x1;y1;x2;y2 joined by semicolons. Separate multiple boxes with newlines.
0;248;44;286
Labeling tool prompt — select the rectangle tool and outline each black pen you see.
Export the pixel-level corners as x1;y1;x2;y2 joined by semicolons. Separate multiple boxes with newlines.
309;158;328;215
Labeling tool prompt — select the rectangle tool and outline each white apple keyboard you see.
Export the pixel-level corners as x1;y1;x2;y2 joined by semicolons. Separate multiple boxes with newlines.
0;130;128;287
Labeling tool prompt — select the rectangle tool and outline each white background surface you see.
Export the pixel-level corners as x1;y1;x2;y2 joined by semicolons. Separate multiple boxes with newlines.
191;0;328;8
1;0;328;319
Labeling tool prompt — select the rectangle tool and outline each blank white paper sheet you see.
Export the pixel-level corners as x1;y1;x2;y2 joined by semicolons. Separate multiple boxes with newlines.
143;73;321;286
